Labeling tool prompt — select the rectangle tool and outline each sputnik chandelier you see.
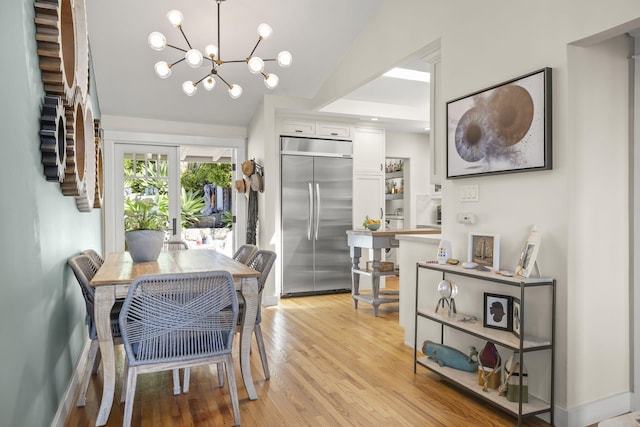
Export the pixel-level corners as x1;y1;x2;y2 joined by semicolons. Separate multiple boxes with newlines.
148;0;292;99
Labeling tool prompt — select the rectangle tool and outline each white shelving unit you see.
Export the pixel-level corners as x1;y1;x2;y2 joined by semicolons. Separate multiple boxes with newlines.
413;262;555;426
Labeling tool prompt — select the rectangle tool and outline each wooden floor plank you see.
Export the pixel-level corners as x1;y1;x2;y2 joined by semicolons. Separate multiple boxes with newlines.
64;289;552;426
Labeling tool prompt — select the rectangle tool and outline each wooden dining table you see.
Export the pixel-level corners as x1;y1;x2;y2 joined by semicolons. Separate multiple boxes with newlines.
90;249;262;426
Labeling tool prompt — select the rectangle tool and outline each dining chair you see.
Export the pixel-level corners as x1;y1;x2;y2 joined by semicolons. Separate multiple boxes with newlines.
81;248;104;268
163;239;189;251
183;249;277;393
68;254;123;407
119;271;241;427
161;238;189;394
232;244;258;264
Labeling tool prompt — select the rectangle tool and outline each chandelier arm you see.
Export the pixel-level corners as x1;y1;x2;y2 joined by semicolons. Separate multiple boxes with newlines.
178;26;193;50
215;73;233;90
171;58;186;67
220;60;246;64
217;0;222;60
248;38;262;58
167;44;188;53
263;58;276;62
194;74;212;86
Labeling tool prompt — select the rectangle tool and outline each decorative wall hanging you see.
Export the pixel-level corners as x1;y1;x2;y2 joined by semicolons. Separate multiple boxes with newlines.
74;96;96;212
446;67;552;178
39;95;67;182
93;120;104;209
35;0;77;105
61;92;86;197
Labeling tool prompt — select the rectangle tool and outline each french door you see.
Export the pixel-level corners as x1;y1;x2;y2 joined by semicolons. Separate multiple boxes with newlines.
112;144;180;252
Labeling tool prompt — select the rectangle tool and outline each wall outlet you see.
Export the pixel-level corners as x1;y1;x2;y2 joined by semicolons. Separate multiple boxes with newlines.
457;213;476;224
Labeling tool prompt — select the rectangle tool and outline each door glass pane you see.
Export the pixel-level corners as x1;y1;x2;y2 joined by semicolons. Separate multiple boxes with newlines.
178;146;234;255
123;152;169;236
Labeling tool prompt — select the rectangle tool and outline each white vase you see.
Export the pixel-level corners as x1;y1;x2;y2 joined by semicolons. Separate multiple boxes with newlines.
125;230;165;262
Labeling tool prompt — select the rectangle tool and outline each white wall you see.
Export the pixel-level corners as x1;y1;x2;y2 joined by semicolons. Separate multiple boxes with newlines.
251;1;640;425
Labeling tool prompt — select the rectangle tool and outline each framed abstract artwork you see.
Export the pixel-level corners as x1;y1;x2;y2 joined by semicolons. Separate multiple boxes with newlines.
446;68;552;179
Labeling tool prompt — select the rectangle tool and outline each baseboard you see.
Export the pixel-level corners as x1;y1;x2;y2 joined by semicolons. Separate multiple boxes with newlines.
50;339;91;427
263;294;278;307
560;392;631;427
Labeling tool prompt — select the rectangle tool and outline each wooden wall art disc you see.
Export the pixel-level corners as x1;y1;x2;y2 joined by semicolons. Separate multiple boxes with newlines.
35;0;77;105
74;96;96;212
72;0;90;104
39;95;67;182
93;119;104;209
61;91;86;197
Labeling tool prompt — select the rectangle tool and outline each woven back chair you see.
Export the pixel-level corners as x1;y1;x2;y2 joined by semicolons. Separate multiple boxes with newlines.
232;244;258;264
119;271;240;427
163;239;189;251
81;248;104;269
184;249;277;393
68;254;123;407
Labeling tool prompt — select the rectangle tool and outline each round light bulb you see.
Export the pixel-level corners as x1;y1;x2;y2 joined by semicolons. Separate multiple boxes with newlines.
185;49;203;68
228;84;243;99
247;57;264;74
166;10;183;27
148;32;166;51
205;44;218;59
154;61;171;78
264;73;279;89
182;81;197;96
277;51;293;68
203;76;216;91
257;23;273;39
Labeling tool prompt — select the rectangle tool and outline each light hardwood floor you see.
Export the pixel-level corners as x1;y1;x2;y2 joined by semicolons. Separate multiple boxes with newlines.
65;280;552;426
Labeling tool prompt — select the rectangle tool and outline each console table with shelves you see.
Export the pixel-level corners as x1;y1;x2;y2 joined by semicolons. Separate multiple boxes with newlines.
413;262;555;426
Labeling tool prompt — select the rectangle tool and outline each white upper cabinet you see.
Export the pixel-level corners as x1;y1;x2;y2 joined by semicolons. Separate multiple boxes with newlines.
279;118;351;140
353;127;384;175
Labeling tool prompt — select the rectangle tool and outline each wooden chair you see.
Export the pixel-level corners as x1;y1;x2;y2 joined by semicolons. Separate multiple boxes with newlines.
119;271;241;427
232;244;258;264
68;254;122;407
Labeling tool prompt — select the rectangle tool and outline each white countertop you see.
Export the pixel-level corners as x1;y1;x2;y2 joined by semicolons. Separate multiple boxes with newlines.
396;233;442;243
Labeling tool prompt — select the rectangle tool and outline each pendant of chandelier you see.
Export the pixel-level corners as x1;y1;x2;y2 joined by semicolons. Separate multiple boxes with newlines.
147;0;292;99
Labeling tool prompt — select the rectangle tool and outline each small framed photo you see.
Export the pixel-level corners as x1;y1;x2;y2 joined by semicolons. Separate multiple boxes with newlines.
515;226;541;278
468;232;500;271
512;297;521;338
483;293;513;331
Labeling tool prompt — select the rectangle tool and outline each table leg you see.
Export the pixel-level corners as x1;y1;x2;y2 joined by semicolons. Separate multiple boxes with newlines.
239;277;259;400
94;286;116;426
371;248;381;317
350;246;362;308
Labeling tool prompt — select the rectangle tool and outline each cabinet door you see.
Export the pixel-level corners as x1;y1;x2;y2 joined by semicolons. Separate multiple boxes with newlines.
353;173;384;227
280;119;316;137
317;123;351;139
353;127;384;174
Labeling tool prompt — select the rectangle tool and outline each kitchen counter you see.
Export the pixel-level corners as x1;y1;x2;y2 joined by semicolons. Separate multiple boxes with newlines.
346;228;440;316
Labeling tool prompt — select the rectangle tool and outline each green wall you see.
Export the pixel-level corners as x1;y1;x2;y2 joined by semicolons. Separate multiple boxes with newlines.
0;1;102;426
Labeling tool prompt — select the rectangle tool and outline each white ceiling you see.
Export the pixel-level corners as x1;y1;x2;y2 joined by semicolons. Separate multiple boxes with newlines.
86;0;429;134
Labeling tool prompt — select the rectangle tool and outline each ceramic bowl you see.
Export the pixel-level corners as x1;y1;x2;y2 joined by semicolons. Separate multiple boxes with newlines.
366;223;381;231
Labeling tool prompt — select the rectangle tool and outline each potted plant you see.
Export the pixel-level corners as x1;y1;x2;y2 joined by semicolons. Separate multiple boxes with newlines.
124;196;168;262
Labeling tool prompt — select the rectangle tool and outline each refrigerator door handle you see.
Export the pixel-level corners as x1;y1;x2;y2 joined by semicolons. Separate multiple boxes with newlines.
308;182;313;240
315;182;321;240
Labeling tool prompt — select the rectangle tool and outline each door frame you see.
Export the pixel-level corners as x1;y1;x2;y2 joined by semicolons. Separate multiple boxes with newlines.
102;129;247;255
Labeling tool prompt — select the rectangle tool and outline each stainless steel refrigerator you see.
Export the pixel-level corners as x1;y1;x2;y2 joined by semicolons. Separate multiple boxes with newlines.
281;137;353;296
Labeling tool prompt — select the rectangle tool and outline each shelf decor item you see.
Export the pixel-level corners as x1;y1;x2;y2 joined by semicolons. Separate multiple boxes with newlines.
446;67;552;179
512;297;522;338
515;226;541;278
468;232;500;271
483;293;513;331
422;341;478;373
477;341;501;391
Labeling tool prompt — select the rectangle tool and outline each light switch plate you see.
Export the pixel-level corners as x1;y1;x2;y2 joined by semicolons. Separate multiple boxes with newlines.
459;184;479;202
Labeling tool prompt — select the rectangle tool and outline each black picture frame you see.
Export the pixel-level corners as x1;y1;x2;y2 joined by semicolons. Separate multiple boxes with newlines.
446;67;552;179
512;297;521;338
483;293;513;331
